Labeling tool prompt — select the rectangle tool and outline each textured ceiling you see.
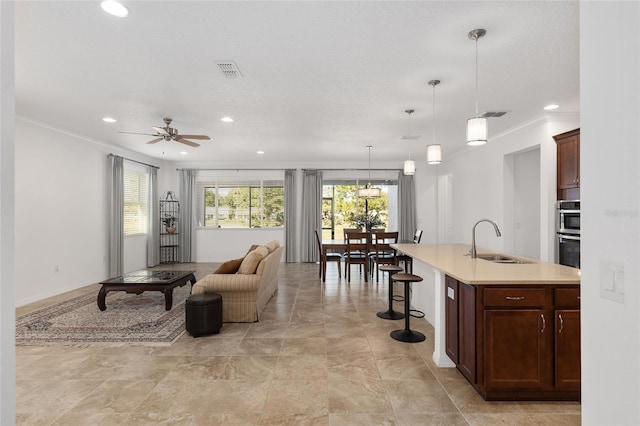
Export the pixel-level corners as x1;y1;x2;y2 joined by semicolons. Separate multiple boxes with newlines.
15;1;579;165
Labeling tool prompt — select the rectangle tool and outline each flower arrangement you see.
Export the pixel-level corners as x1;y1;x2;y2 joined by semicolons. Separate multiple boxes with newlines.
350;212;386;230
162;215;177;233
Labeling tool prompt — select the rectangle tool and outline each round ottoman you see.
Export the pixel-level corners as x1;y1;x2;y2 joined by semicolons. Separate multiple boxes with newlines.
185;293;222;337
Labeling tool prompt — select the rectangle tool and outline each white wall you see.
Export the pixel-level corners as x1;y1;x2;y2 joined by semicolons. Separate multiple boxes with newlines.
511;147;540;259
14;119;172;306
581;2;640;424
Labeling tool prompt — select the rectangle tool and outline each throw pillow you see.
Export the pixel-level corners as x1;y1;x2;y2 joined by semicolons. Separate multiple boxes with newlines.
264;240;280;253
213;257;244;274
237;246;269;274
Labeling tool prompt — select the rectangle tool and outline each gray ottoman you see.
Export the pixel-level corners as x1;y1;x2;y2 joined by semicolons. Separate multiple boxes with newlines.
185;293;222;337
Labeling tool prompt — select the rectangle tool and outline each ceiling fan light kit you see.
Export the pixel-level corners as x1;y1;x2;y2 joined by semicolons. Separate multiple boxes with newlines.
119;117;211;148
466;28;488;147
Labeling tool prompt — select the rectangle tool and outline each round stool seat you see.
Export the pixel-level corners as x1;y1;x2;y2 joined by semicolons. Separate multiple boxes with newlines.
186;293;223;337
389;274;426;343
379;265;403;273
391;273;423;283
377;265;405;321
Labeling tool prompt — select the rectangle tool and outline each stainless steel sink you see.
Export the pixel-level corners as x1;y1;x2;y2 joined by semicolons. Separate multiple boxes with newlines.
476;254;532;264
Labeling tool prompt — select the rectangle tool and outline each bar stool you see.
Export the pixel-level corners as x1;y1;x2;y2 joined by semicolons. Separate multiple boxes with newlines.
376;264;405;320
390;273;425;343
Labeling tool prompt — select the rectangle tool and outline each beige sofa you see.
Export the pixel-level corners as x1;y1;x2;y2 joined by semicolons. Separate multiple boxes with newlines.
191;240;283;322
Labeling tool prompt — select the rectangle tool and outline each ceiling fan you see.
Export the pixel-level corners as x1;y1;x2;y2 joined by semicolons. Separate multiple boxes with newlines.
119;117;211;147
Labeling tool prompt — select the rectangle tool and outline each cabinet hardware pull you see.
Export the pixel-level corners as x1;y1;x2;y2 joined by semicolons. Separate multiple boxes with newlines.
577;296;581;300
559;314;564;334
541;314;546;333
505;296;525;300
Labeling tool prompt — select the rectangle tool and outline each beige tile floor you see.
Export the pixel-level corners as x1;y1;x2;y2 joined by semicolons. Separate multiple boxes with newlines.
15;262;581;425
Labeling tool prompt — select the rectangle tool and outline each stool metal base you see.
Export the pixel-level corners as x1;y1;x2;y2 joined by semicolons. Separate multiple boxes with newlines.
377;309;405;320
390;328;426;343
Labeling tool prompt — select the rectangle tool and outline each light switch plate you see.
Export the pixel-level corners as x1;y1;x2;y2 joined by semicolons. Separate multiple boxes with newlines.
600;260;625;303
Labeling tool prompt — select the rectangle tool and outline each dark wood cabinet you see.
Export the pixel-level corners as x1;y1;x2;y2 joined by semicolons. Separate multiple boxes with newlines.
445;276;580;400
554;128;580;200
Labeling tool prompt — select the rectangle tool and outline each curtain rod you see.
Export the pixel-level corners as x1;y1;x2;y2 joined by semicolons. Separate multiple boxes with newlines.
108;153;159;169
304;168;402;172
175;168;285;171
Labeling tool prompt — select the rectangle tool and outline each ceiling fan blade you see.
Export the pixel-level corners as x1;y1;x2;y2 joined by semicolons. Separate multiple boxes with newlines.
176;138;200;147
153;127;170;136
178;134;211;140
118;131;159;136
146;138;163;144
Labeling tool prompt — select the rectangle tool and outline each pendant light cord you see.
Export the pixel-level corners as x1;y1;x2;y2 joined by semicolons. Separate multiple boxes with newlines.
474;36;479;117
432;84;436;144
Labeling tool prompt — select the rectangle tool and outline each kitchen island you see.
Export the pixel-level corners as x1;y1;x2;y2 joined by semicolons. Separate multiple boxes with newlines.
391;243;581;401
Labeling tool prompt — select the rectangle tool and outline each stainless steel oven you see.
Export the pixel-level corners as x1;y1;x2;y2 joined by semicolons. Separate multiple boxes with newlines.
556;200;580;268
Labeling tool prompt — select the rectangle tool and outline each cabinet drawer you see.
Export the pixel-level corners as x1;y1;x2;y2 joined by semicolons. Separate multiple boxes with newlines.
484;288;546;308
555;288;580;308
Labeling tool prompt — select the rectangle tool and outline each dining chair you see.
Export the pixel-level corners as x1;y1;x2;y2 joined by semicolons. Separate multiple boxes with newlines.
369;231;399;282
315;230;342;280
397;229;423;273
344;231;370;282
342;228;362;277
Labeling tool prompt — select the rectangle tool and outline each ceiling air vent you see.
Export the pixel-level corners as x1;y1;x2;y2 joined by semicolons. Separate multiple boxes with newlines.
401;135;420;140
481;111;507;118
216;61;243;79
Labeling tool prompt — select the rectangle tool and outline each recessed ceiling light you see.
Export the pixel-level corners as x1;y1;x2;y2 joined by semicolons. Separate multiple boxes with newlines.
101;1;128;18
221;117;234;123
257;151;265;155
180;151;188;155
544;104;559;110
102;117;117;123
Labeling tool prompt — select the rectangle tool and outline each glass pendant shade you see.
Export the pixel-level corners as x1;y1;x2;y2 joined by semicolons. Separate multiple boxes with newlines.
466;117;488;146
426;144;442;164
403;160;416;175
357;186;382;199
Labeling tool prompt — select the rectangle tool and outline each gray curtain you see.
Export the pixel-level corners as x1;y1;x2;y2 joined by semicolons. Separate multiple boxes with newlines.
179;169;196;263
108;155;124;277
284;169;297;262
147;166;160;267
398;172;416;242
300;169;323;262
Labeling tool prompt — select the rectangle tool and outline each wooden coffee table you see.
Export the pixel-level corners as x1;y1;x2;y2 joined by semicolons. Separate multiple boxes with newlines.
97;270;196;311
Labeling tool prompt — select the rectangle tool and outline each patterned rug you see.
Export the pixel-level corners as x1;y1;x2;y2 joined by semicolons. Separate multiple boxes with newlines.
15;284;192;346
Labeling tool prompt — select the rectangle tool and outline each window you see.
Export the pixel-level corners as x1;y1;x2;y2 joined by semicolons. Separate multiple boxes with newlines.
322;179;397;240
123;170;149;235
199;179;284;228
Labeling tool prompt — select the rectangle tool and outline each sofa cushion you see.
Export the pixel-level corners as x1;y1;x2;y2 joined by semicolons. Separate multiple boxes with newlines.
213;257;244;274
264;240;280;253
238;246;269;274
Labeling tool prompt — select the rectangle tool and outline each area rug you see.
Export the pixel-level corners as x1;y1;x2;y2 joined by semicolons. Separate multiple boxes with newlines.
15;284;192;347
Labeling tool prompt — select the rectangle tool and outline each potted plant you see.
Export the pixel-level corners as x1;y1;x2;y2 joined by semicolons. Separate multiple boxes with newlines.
350;212;386;231
162;215;177;234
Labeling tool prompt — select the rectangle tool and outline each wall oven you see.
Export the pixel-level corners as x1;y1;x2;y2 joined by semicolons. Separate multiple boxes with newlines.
556;200;580;268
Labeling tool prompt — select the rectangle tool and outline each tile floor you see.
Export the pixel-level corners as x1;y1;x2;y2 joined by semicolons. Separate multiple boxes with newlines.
15;262;581;425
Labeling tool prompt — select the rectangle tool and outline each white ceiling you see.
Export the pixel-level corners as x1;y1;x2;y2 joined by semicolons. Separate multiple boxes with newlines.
15;1;579;165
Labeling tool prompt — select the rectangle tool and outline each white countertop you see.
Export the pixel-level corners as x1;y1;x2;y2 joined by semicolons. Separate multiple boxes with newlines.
391;243;580;285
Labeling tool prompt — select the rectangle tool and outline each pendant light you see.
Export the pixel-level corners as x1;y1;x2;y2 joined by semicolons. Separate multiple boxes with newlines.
427;79;442;164
466;28;488;146
403;109;416;175
358;145;382;199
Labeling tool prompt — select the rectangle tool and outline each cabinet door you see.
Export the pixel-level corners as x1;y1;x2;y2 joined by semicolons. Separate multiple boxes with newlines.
555;309;581;390
556;133;580;190
445;276;459;363
458;283;476;383
484;309;551;390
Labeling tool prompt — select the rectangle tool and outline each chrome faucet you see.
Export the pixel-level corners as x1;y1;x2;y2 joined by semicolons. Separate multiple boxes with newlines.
471;219;502;258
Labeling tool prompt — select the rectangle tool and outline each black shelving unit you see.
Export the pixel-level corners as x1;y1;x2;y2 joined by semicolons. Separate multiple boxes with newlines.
160;191;180;264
